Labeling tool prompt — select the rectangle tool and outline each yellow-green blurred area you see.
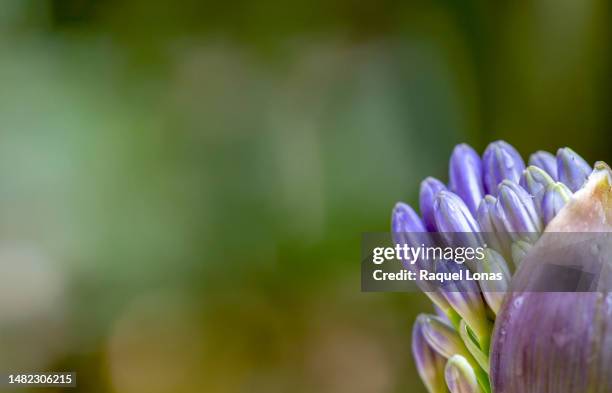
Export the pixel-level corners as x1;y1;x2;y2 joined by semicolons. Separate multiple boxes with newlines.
1;0;611;392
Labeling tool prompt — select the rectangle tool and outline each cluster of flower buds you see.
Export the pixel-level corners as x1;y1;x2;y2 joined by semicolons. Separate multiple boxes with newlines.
392;141;612;393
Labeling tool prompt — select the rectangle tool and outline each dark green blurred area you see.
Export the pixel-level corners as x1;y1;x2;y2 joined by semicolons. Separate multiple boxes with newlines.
0;0;611;392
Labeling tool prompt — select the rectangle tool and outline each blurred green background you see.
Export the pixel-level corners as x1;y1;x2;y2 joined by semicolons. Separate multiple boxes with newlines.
0;0;611;392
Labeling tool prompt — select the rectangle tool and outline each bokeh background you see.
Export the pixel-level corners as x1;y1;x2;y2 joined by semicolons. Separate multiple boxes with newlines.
1;0;611;392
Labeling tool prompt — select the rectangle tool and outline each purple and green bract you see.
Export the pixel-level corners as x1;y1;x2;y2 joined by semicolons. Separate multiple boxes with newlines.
392;141;612;393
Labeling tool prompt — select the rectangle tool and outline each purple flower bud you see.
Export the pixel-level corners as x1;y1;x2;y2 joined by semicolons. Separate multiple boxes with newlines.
392;202;433;267
392;203;460;323
412;316;447;393
420;177;447;232
482;141;526;195
434;191;483;250
541;182;572;225
495;180;542;241
476;195;512;259
557;147;591;192
391;202;436;269
449;144;485;214
391;203;431;266
477;248;510;315
421;314;490;391
528;150;558;180
392;202;427;237
445;355;483;393
420;314;474;360
436;263;492;351
520;165;554;212
434;191;481;233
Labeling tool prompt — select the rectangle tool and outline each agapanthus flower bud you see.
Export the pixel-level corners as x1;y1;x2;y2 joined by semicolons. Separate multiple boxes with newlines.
557;147;591;192
528;150;557;179
392;203;460;323
445;355;484;393
420;177;447;232
420;314;476;361
437;262;492;350
482;141;525;195
449;144;485;214
434;191;481;234
476;248;510;314
495;180;542;241
476;195;512;259
391;202;429;244
419;315;490;393
519;165;554;212
391;202;433;268
413;315;448;393
433;191;484;252
541;182;572;225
